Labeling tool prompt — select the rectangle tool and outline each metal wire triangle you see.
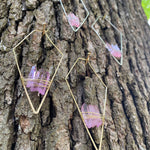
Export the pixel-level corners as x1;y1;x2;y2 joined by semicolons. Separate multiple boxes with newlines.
13;29;63;114
91;16;123;65
59;0;89;32
65;57;107;150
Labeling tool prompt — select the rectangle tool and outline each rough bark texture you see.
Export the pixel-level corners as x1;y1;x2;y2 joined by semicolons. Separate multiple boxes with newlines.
0;0;150;150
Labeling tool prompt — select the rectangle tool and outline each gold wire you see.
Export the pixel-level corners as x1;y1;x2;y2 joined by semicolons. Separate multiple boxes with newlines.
24;84;50;88
65;55;107;150
82;112;102;115
85;52;91;65
88;62;107;150
24;78;51;84
102;13;106;20
12;26;64;114
82;112;103;119
82;115;103;119
43;24;46;35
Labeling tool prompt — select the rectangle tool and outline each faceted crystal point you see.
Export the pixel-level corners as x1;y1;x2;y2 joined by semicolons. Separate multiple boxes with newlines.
30;71;40;92
67;13;80;27
26;66;50;95
81;103;103;128
26;65;36;88
105;43;122;58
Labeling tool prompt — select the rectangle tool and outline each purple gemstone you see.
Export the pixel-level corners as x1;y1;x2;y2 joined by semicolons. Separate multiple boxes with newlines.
105;43;122;58
26;65;36;88
30;71;40;92
81;103;103;128
68;13;80;27
26;66;50;95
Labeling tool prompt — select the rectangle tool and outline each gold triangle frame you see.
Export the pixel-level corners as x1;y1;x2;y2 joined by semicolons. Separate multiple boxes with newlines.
13;27;63;114
65;53;107;150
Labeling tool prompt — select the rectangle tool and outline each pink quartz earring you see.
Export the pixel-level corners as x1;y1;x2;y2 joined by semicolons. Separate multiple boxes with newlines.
65;53;107;150
13;24;63;114
91;15;123;65
59;0;89;32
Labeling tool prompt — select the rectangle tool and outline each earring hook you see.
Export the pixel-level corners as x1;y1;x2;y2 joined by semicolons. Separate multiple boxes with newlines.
86;52;91;65
42;24;46;36
102;13;106;20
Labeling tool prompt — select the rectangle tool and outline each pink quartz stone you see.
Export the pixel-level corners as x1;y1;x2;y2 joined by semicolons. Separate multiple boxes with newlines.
81;103;103;128
105;43;122;58
67;13;80;27
26;66;50;95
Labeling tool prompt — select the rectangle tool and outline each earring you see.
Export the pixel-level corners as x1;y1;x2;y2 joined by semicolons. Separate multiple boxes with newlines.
91;15;123;65
65;53;107;150
59;0;89;32
12;24;63;114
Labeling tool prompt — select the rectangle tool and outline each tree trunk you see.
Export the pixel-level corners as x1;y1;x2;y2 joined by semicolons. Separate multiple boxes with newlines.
0;0;150;150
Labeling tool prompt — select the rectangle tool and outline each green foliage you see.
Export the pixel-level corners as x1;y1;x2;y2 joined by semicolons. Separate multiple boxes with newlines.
142;0;150;20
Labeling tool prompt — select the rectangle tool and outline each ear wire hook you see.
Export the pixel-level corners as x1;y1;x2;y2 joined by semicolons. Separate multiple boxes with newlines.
42;24;46;36
65;55;107;150
85;52;91;65
102;13;106;20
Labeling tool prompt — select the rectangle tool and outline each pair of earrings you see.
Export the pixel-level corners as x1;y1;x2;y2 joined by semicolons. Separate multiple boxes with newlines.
60;0;123;65
13;25;107;149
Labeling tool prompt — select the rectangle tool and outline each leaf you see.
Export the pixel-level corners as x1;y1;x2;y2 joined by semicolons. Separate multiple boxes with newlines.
142;0;150;20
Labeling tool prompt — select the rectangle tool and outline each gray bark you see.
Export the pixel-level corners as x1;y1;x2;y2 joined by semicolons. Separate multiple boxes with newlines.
0;0;150;150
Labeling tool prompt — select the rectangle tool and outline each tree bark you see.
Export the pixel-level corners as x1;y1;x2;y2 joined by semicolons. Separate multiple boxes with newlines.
0;0;150;150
